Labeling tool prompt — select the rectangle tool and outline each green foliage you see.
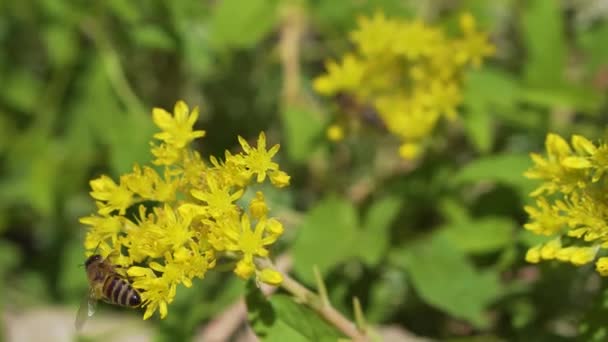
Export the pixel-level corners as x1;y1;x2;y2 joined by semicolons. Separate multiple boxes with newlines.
292;195;401;284
281;106;325;163
399;236;503;328
210;0;279;50
451;153;535;199
2;1;608;340
521;0;565;87
246;283;342;341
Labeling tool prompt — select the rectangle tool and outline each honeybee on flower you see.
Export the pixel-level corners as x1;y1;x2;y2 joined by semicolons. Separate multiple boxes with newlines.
80;101;289;320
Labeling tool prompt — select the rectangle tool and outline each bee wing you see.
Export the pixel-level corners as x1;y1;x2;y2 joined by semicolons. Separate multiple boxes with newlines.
75;290;97;331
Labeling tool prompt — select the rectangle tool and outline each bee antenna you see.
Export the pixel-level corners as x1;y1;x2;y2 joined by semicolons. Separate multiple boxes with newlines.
92;241;102;255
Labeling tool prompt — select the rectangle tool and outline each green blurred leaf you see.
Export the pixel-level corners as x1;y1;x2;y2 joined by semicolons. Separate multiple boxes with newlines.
577;21;608;77
167;2;212;77
2;71;43;113
187;275;244;324
465;68;521;110
463;68;521;152
246;284;340;341
366;268;408;323
439;217;515;254
210;0;278;49
107;0;142;24
271;295;343;341
521;0;565;87
281;106;325;163
520;84;604;113
292;195;358;284
451;153;535;197
357;195;403;266
402;236;503;327
74;58;154;174
463;102;493;154
43;24;79;67
58;238;88;303
131;25;176;51
0;240;21;279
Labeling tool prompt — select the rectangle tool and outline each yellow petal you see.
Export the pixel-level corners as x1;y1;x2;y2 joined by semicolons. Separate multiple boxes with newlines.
525;245;541;263
561;156;591;169
570;246;598;266
571;135;597;155
596;257;608;276
546;133;572;158
399;142;421;160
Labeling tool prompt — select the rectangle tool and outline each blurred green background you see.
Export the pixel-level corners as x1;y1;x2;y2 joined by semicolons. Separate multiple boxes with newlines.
2;0;608;341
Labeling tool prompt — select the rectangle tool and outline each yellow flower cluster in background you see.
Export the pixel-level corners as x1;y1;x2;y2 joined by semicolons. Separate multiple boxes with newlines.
524;133;608;275
313;12;494;159
80;101;290;319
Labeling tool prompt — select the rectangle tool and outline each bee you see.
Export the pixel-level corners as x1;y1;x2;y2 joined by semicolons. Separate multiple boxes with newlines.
75;254;142;330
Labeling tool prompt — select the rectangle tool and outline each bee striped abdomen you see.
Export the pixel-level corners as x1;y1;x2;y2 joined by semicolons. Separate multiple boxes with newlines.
103;276;141;307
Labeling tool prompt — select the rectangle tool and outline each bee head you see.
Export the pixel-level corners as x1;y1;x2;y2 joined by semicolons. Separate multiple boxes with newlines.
85;254;102;268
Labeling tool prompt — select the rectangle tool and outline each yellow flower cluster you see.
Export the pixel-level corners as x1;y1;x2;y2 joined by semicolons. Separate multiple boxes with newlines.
524;133;608;275
313;12;494;159
80;101;290;319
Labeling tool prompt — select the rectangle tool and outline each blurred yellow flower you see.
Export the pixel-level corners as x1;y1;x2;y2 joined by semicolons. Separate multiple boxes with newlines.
80;101;289;319
313;12;494;159
327;124;345;142
523;132;608;275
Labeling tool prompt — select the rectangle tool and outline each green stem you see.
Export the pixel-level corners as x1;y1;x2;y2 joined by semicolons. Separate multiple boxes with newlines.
257;258;367;341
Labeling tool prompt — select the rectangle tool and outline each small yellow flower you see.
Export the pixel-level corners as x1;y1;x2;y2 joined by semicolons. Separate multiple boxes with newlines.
327;124;345;142
258;268;283;286
399;142;421;160
249;191;269;219
596;257;608;276
540;238;561;260
89;175;133;215
152;100;205;149
269;170;291;188
525;245;541;264
237;132;281;183
191;177;243;219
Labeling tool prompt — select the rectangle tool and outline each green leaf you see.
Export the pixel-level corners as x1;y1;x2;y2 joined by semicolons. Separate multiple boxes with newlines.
462;68;521;152
246;284;341;341
292;195;358;284
58;238;88;303
2;71;43;113
521;0;565;87
451;153;535;198
281;106;325;163
462;101;493;154
210;0;278;49
577;22;608;77
402;236;503;327
356;196;403;266
0;240;21;279
439;217;515;254
520;84;604;113
270;295;343;341
74;58;154;174
465;68;521;110
131;25;176;51
43;24;78;68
